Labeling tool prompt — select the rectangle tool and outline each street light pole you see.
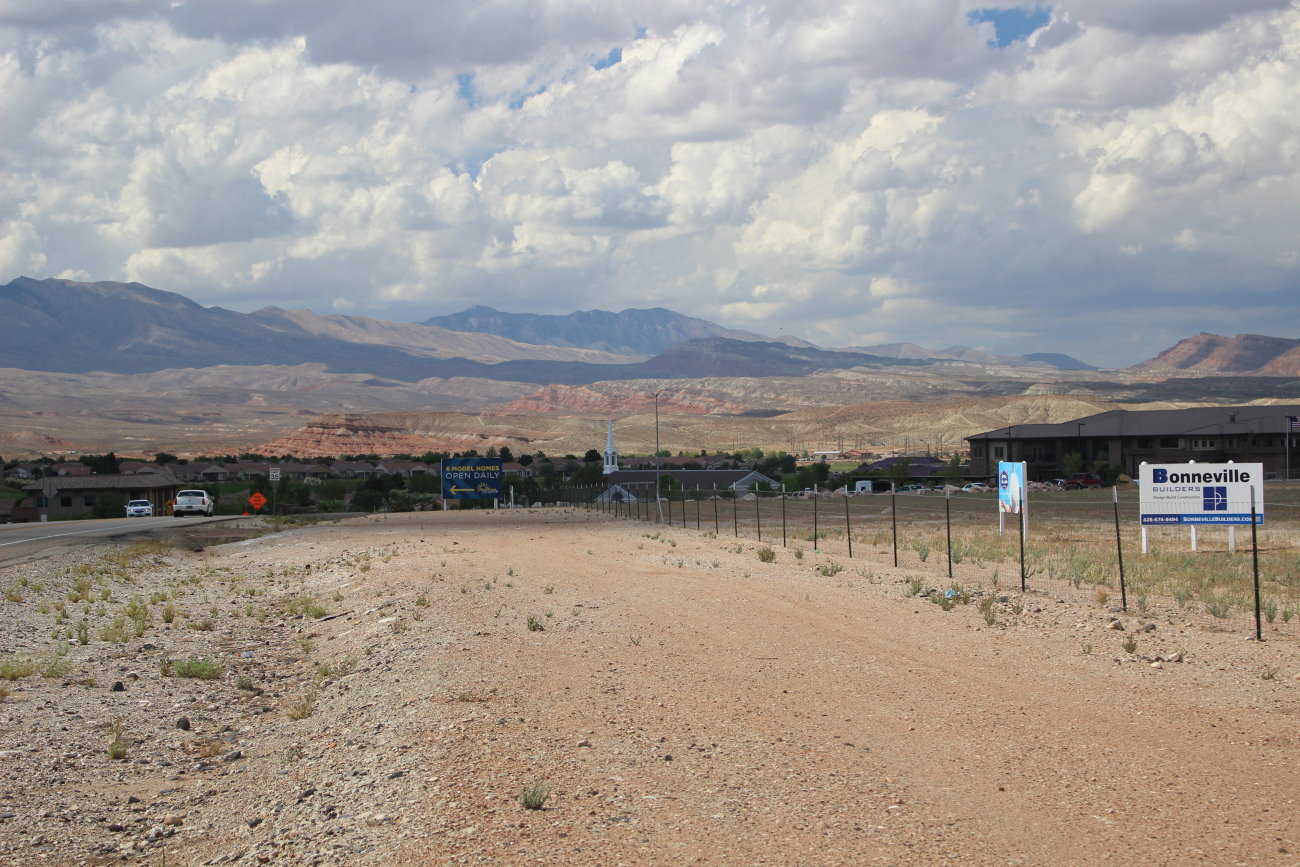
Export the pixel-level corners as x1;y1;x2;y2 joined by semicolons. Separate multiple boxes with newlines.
654;391;664;523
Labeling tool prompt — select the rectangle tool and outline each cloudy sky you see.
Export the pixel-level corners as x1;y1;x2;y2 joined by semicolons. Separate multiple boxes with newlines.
2;1;1298;367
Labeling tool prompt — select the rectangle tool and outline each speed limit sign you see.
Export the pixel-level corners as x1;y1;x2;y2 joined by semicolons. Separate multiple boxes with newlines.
269;467;281;482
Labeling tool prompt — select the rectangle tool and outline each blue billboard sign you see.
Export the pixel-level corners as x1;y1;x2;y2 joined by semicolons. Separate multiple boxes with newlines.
997;461;1025;515
441;458;503;500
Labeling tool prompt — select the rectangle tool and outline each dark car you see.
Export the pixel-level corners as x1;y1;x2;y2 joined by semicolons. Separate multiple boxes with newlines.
1063;473;1103;489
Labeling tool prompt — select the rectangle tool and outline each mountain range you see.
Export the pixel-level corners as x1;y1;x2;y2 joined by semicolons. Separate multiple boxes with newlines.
1;276;1296;458
2;277;1095;381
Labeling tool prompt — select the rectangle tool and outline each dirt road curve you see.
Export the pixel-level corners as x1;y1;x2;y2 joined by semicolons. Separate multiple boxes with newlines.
1;509;1296;866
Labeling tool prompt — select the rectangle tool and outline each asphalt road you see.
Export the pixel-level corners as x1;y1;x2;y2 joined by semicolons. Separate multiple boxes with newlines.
0;514;241;568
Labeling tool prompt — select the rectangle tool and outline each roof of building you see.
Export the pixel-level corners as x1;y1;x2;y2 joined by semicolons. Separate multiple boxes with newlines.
22;470;182;492
604;469;777;489
966;404;1300;441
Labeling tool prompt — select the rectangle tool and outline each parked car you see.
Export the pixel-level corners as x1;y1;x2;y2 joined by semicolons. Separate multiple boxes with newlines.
173;490;214;517
1063;473;1103;490
961;483;991;493
898;484;928;493
124;499;154;517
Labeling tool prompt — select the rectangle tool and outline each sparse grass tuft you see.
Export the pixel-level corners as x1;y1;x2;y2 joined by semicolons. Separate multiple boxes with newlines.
1206;596;1232;619
526;614;544;632
819;562;843;577
106;718;128;760
520;780;551;810
0;656;38;680
978;596;997;626
756;546;776;563
1121;636;1138;655
314;657;357;684
286;691;317;720
284;596;329;619
172;656;223;680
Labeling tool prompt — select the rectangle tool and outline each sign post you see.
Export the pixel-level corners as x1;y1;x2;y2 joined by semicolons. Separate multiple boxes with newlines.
268;467;280;515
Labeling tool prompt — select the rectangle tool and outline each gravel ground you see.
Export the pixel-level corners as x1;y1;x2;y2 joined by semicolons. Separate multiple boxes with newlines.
0;508;1296;866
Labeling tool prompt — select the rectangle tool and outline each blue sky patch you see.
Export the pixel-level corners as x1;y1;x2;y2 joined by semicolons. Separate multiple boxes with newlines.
456;72;478;107
969;6;1051;47
594;47;622;70
509;86;548;110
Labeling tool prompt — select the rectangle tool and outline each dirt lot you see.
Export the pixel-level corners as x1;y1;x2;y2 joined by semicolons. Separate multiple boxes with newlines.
0;508;1297;866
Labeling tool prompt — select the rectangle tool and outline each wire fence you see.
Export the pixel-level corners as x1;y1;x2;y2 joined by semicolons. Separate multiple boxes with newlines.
551;484;1300;638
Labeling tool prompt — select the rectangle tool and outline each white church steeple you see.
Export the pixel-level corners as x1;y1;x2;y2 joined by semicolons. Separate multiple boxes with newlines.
603;418;619;475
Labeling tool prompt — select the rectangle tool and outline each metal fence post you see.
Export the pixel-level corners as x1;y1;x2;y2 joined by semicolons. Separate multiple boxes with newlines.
845;494;853;559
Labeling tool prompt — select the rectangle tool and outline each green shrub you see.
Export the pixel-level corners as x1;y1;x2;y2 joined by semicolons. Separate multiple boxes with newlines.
0;656;38;680
172;656;223;680
286;691;316;720
756;546;776;563
520;781;551;810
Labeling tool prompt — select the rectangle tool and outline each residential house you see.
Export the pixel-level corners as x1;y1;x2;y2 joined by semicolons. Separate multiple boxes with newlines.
16;470;182;521
595;469;779;503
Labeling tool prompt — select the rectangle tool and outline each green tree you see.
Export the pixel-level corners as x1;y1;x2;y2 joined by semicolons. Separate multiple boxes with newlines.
517;453;534;467
351;488;386;512
498;445;514;463
943;453;963;487
84;452;121;474
92;495;126;519
1062;451;1084;477
408;474;440;493
318;479;349;501
583;449;601;463
813;460;831;483
887;458;913;490
154;452;178;465
572;461;605;487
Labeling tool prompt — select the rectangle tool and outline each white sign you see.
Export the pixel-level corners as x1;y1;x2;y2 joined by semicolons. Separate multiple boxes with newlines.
269;467;281;482
1139;463;1263;525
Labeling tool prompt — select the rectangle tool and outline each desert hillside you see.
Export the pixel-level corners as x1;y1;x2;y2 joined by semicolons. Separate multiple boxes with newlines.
1128;332;1300;378
256;395;1131;458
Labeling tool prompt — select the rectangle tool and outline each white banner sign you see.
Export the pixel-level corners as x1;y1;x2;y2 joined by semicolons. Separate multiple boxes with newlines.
1139;463;1264;525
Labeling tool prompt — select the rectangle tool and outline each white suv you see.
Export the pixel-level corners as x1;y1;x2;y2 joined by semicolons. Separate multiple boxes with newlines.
173;490;214;517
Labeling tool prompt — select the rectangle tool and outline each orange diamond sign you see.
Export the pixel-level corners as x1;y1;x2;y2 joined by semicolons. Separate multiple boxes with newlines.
248;492;268;510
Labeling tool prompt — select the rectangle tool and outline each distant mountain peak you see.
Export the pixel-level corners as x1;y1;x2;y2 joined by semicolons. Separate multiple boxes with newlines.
423;305;815;356
1127;332;1300;378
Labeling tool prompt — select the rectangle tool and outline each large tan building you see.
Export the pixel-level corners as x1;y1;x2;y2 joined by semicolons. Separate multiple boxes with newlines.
966;405;1300;483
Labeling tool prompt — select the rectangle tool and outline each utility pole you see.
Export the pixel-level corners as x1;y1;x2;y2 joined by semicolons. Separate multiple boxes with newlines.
654;391;664;523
